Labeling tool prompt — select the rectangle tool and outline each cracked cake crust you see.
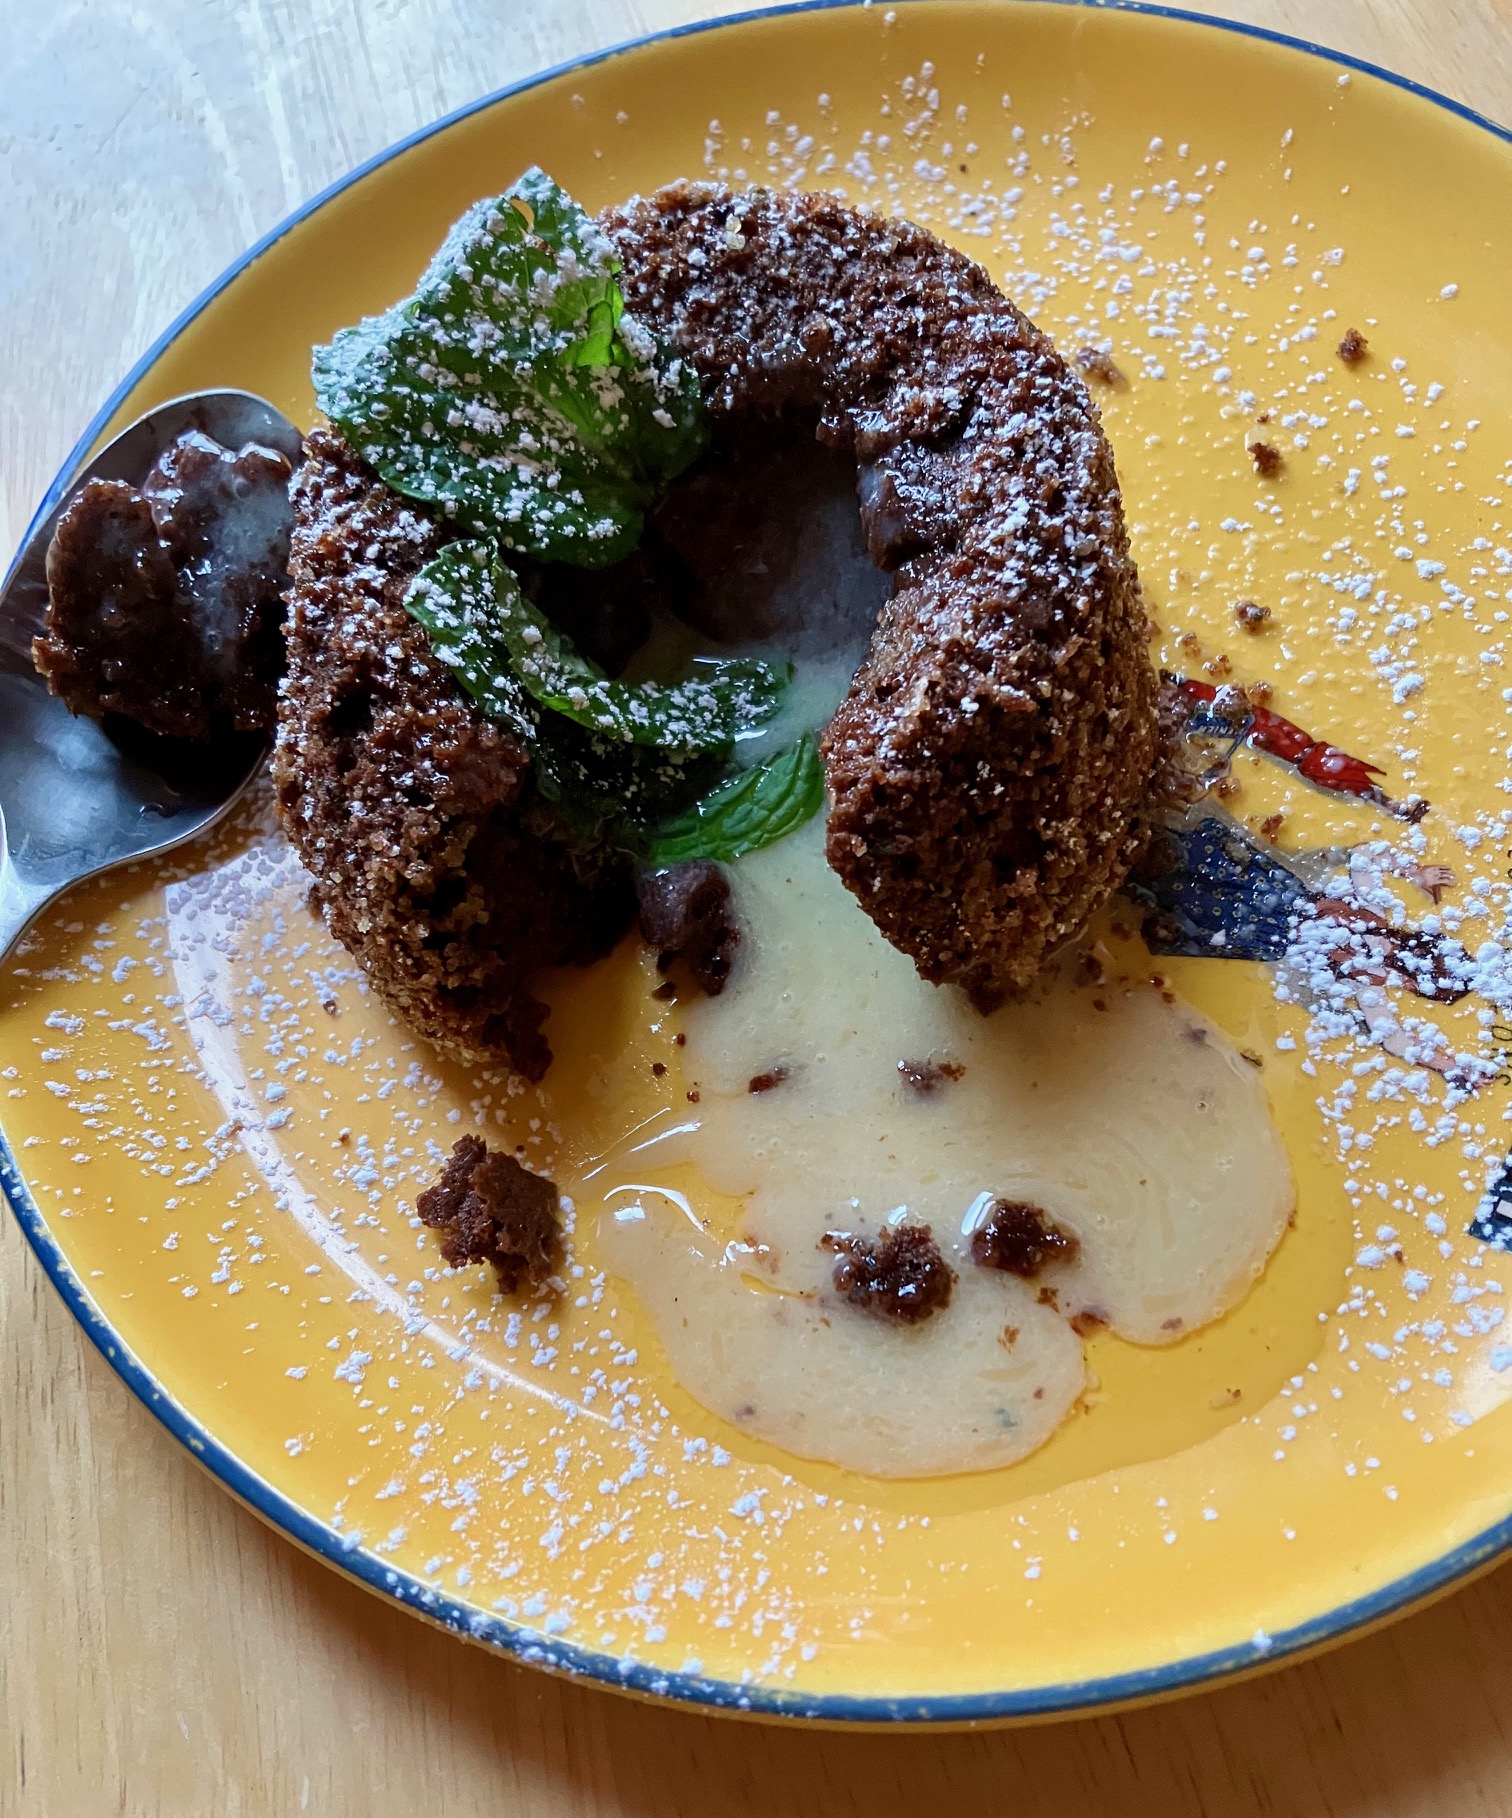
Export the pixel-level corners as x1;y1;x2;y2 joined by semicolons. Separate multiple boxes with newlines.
606;181;1159;1005
272;428;634;1079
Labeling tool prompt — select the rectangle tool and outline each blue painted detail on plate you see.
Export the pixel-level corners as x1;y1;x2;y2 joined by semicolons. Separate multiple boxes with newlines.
5;0;1512;1726
1470;1163;1512;1251
1130;816;1312;962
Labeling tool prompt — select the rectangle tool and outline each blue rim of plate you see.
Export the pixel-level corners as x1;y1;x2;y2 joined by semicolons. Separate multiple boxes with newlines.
4;0;1511;1726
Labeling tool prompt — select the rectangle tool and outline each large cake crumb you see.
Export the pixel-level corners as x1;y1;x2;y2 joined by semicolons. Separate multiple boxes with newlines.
416;1133;562;1294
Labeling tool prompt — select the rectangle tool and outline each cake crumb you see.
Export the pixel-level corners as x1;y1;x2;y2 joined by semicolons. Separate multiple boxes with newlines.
822;1223;955;1323
416;1134;562;1295
1075;345;1126;386
897;1058;966;1094
971;1199;1080;1278
637;863;740;996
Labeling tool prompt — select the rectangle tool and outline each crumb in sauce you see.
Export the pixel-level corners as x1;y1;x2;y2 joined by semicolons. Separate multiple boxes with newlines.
1338;326;1369;364
637;862;740;996
822;1223;955;1324
897;1057;966;1094
971;1199;1080;1278
1249;441;1283;478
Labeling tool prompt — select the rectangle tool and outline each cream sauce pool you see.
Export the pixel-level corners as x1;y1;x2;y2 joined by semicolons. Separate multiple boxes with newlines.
598;818;1295;1479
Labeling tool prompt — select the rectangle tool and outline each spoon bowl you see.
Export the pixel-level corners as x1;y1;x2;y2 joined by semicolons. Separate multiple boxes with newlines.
0;390;302;960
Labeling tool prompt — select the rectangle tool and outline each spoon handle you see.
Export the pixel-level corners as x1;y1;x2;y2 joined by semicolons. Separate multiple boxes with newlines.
0;861;59;966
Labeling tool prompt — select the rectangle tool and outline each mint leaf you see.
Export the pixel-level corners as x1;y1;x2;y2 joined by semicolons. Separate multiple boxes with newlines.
314;167;706;567
402;541;537;739
404;542;724;837
408;540;784;757
649;735;826;866
532;718;721;844
488;574;785;752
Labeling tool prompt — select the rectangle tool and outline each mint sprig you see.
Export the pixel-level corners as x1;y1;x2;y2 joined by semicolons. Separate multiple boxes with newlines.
347;170;828;871
313;167;706;568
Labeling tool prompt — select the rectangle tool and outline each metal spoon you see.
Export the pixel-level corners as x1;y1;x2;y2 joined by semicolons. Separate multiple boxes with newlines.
0;390;302;963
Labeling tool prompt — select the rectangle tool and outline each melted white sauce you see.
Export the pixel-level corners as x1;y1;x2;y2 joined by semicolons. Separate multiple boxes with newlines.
602;1208;1085;1476
600;820;1294;1478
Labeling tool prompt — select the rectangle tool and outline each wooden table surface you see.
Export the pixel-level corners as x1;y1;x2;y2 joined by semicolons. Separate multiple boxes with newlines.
5;1;1512;1812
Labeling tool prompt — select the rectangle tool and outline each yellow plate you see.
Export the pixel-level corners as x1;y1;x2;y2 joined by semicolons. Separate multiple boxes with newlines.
6;0;1512;1724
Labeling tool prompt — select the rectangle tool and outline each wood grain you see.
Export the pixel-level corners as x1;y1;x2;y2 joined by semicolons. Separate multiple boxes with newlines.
3;2;1511;1813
